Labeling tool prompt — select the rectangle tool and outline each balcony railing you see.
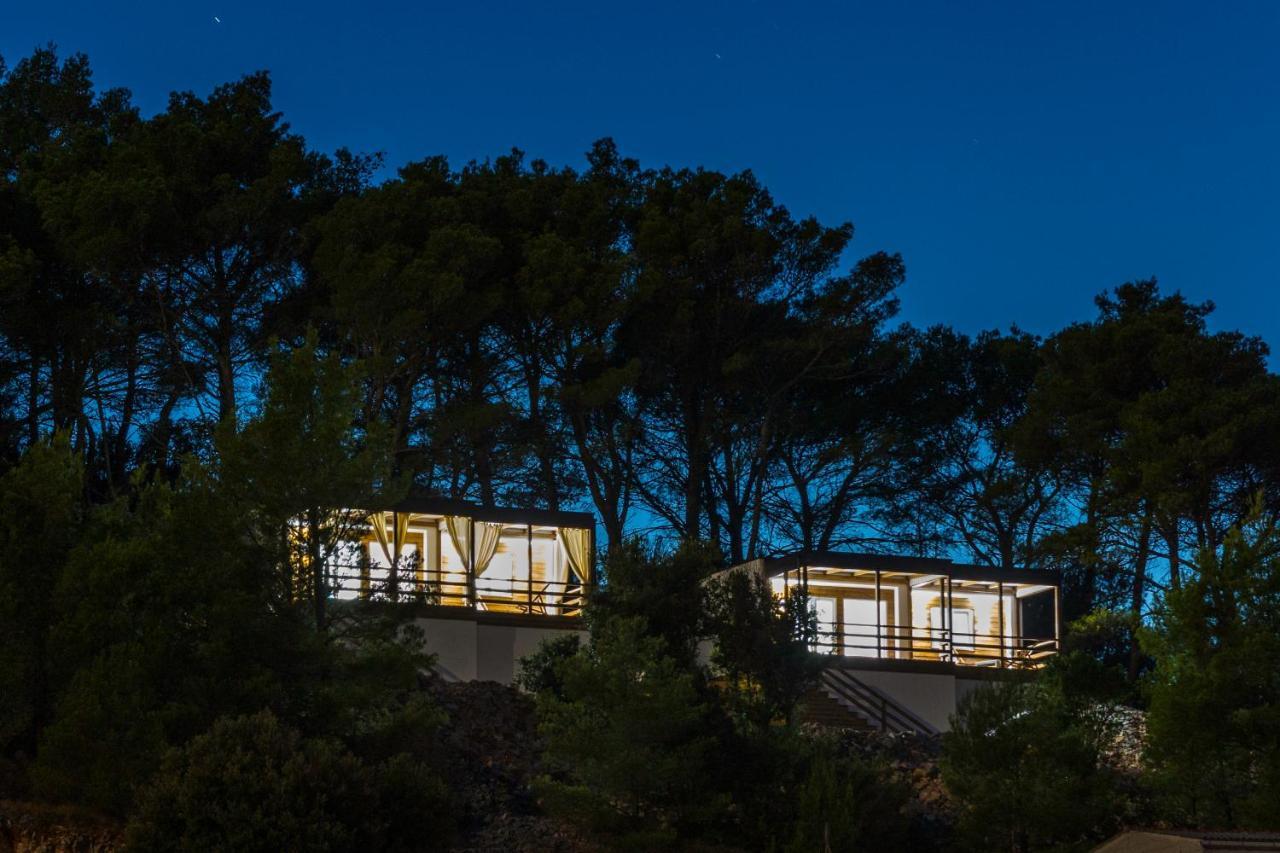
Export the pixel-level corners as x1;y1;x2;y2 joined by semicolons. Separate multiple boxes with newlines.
322;561;588;618
810;621;1059;668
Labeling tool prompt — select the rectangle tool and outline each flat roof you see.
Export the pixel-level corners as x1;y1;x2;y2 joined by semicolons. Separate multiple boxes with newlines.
380;496;595;530
745;551;1059;587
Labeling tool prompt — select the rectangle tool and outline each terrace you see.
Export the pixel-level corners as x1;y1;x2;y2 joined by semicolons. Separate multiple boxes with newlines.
323;498;595;618
741;552;1061;669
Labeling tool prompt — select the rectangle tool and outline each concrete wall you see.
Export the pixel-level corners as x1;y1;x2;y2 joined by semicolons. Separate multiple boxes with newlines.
414;615;588;685
414;613;1007;731
853;668;959;732
847;667;1012;731
953;673;990;713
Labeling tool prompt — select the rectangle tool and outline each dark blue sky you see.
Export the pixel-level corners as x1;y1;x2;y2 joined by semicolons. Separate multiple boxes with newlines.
4;1;1278;350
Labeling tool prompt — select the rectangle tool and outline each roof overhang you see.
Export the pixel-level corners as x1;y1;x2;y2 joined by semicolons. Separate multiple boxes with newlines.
747;551;1059;589
370;497;594;530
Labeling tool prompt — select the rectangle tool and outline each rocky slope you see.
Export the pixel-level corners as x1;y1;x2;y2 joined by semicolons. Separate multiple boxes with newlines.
428;680;598;853
0;802;121;853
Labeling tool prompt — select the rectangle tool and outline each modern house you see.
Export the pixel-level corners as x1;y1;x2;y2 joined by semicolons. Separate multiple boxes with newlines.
325;498;595;683
324;501;1062;732
721;552;1061;733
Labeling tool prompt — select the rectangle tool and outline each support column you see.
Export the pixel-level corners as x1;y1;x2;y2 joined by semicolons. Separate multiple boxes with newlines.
997;581;1005;667
467;517;477;610
1053;585;1062;651
433;522;442;604
874;570;882;659
944;577;952;662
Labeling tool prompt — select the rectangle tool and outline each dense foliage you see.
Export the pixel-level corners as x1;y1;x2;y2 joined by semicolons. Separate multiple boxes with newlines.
1142;509;1280;828
941;655;1128;852
126;711;449;853
530;545;916;850
0;337;452;846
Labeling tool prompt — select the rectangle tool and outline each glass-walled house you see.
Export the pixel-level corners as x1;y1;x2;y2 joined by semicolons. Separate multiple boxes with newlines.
326;498;595;619
743;552;1060;669
716;552;1061;732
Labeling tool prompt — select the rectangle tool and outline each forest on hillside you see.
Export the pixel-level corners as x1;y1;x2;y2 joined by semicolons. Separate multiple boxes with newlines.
2;48;1279;852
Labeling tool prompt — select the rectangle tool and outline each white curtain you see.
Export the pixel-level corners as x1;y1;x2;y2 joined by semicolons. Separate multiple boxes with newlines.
444;515;469;566
559;527;591;585
472;521;504;585
444;517;503;606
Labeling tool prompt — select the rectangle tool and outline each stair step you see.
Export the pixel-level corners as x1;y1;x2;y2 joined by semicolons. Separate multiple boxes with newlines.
817;667;940;736
797;689;871;730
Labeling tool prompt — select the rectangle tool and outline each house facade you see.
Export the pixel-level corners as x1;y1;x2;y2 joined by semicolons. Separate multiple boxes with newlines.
326;498;594;683
722;552;1062;732
324;502;1062;732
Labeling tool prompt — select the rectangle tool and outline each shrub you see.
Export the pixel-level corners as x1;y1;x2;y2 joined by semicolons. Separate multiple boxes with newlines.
783;747;911;853
704;569;820;729
125;710;449;852
940;667;1123;853
534;617;725;842
515;632;581;697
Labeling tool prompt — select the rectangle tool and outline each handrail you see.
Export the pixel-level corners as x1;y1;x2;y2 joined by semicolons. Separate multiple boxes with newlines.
322;562;590;616
820;667;940;736
807;622;1059;668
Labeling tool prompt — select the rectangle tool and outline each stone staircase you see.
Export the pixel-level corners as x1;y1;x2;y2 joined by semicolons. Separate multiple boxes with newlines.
801;666;941;735
797;686;873;729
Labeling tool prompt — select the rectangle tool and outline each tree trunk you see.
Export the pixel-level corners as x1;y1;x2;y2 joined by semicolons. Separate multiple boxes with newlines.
1163;519;1182;591
1128;509;1154;681
308;505;326;630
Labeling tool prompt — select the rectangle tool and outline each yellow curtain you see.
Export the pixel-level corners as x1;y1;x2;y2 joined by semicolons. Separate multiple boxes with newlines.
444;516;502;606
392;512;415;583
393;512;410;558
286;523;310;602
559;527;591;585
370;512;394;564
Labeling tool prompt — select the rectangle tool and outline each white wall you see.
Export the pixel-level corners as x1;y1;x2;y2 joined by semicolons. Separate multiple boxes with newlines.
414;616;588;685
849;668;1008;732
853;669;959;732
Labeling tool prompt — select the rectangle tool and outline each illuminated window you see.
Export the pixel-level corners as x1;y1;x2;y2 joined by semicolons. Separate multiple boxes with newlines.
930;606;976;651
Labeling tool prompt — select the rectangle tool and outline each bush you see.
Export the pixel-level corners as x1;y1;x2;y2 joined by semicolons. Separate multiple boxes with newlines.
125;710;450;852
704;569;820;729
515;632;581;697
30;646;169;815
940;664;1124;853
585;539;719;666
783;747;911;853
534;617;725;842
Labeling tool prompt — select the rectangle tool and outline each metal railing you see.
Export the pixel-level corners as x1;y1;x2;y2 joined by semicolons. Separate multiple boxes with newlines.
819;667;940;735
323;561;588;617
809;621;1059;668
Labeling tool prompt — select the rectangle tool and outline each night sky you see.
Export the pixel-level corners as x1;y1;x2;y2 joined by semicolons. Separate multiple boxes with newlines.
3;1;1277;352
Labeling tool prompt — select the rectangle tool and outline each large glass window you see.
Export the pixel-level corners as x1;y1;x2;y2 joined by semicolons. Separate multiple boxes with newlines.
929;606;976;651
530;531;563;613
327;540;363;600
842;597;889;658
810;597;837;654
368;539;418;597
481;531;529;595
